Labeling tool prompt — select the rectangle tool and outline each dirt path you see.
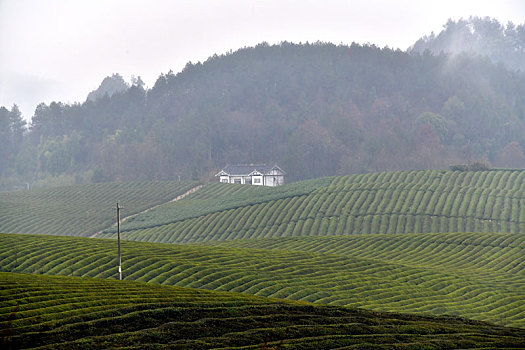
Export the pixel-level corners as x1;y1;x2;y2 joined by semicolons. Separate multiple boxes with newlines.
89;184;203;238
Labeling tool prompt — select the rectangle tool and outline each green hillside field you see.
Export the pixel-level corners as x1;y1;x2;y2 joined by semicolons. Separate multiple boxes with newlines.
2;272;524;349
0;181;199;236
98;169;525;243
1;169;524;343
1;232;523;328
3;169;525;242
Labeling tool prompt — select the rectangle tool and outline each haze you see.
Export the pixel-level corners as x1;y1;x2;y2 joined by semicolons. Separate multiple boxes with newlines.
1;0;524;121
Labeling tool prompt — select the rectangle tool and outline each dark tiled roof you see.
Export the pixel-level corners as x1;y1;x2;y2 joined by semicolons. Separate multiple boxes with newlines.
220;164;285;176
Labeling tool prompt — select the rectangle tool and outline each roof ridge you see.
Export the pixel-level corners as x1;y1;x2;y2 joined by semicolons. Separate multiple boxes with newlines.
216;164;285;176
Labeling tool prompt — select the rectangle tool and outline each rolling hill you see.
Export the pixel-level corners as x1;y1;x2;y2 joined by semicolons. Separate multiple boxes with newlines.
1;232;523;328
97;169;525;243
2;272;524;349
0;180;199;236
6;41;525;187
4;169;525;242
1;169;524;343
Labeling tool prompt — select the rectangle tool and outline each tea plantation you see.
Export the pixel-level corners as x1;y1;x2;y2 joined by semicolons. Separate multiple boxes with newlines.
98;170;525;243
0;181;199;236
1;170;525;348
1;232;523;328
1;272;524;349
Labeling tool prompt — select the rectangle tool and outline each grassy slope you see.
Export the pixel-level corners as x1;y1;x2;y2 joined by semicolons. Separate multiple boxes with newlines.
4;169;525;242
100;177;330;234
0;181;199;237
97;170;525;244
1;232;523;328
1;272;524;350
2;169;525;342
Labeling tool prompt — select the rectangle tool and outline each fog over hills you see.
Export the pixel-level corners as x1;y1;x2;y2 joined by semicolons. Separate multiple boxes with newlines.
411;17;525;71
1;18;525;190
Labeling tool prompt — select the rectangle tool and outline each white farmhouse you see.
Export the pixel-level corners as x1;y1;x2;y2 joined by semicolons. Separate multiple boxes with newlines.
215;164;285;186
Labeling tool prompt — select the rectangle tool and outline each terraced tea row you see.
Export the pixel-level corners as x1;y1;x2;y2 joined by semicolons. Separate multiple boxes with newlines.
1;232;523;327
212;232;525;275
102;177;331;233
98;170;525;243
3;272;524;349
0;181;198;236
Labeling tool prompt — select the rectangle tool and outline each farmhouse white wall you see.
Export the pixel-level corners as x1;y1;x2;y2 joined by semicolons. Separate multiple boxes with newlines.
215;165;285;187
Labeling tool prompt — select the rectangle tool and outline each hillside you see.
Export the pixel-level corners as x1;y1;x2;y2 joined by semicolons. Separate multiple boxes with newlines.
1;232;523;328
1;170;524;333
0;181;199;236
4;169;525;243
97;169;525;243
411;17;525;72
3;272;524;349
3;41;525;188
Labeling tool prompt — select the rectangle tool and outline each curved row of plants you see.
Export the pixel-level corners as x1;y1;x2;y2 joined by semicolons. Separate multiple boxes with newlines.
99;170;525;243
102;177;331;234
1;232;523;328
0;181;199;236
211;231;525;275
3;272;524;349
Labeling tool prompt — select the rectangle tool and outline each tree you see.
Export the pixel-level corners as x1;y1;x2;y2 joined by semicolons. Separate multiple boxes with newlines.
0;107;11;174
411;17;525;71
9;104;26;154
412;122;443;169
0;105;26;175
3;41;525;187
496;141;525;168
416;112;448;142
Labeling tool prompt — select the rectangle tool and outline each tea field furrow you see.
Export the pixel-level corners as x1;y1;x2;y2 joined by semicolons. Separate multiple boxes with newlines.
106;172;525;243
1;232;523;327
105;178;330;236
0;181;199;237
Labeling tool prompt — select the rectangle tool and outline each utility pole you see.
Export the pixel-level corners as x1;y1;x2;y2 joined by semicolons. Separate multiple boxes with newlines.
117;203;122;280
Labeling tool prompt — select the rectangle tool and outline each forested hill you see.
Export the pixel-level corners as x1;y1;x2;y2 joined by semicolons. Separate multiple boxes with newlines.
3;41;525;189
411;17;525;72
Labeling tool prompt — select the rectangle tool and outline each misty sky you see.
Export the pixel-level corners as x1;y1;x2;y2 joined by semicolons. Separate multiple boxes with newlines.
1;0;525;122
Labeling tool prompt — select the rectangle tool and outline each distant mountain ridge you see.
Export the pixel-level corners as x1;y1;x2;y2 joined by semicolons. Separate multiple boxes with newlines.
3;33;525;188
86;73;129;101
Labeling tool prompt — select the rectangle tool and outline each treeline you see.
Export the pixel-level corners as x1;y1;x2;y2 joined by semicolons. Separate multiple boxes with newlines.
0;105;27;185
411;17;525;72
2;40;525;189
